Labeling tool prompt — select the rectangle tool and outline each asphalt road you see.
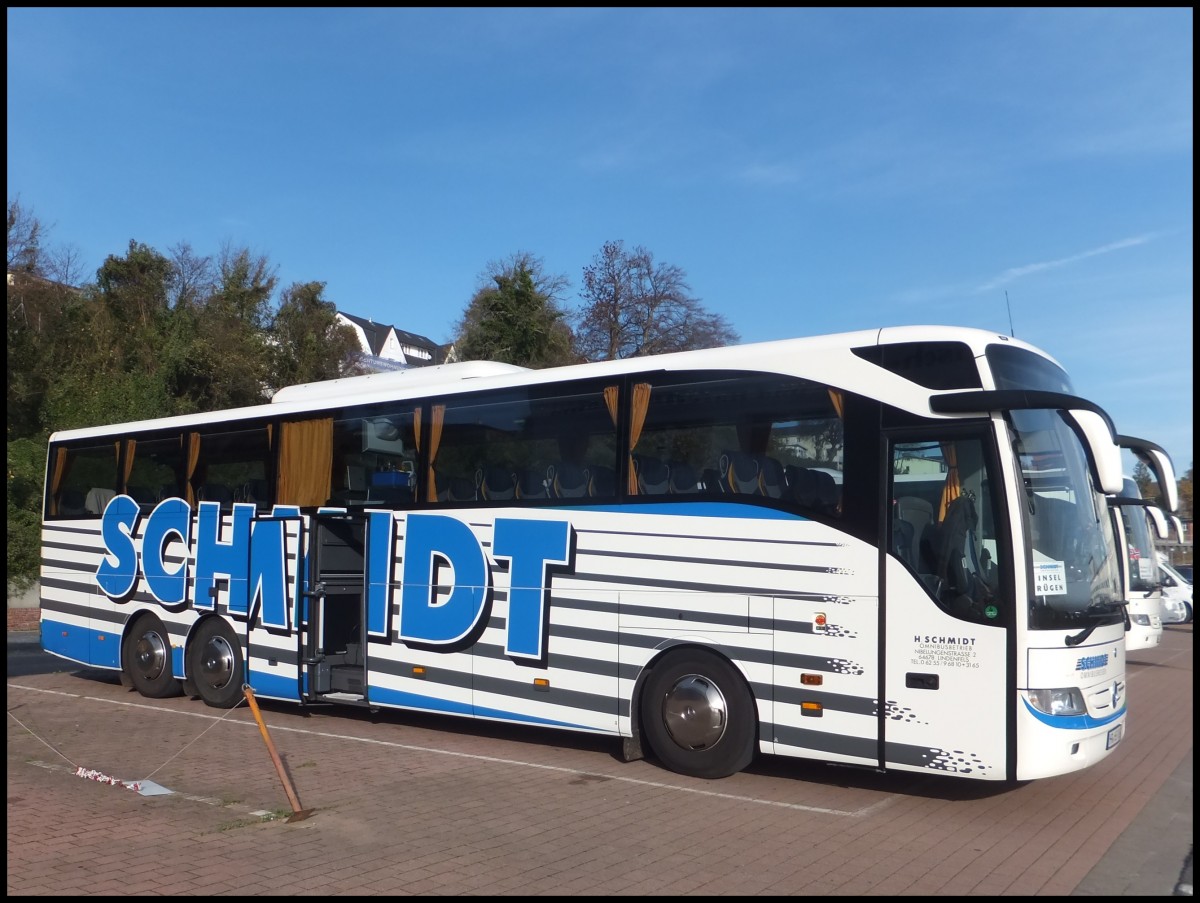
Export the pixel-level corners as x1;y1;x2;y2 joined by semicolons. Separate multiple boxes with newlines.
7;626;1193;896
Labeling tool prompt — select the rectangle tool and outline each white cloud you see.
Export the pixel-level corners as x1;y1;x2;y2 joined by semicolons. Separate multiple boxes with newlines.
971;234;1159;294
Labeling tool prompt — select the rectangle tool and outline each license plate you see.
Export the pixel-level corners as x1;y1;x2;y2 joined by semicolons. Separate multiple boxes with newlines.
1106;723;1124;749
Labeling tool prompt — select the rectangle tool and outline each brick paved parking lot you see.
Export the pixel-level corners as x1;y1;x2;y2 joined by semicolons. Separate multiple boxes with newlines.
7;625;1191;896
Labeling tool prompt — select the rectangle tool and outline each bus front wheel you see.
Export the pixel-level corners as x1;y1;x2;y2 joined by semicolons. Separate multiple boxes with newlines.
639;649;756;779
121;614;182;699
186;617;245;709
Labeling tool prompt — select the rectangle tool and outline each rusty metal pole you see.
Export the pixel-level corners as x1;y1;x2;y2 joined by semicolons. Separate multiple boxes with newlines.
242;685;313;822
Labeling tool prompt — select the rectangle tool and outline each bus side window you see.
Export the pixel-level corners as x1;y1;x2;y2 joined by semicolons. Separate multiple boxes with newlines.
329;408;416;508
121;435;185;509
58;489;87;516
435;381;617;506
194;424;273;511
891;437;1001;624
896;496;934;570
47;442;117;519
84;487;116;514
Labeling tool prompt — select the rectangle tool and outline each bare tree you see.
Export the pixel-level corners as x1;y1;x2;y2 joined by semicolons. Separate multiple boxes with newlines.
7;197;44;274
8;197;86;286
168;242;215;310
572;240;738;361
42;244;87;287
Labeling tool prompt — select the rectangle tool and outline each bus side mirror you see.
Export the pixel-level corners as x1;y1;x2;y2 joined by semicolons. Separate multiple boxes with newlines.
1146;506;1169;541
1068;410;1124;495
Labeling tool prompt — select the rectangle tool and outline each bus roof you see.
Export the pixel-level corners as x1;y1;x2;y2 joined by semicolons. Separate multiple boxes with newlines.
270;360;531;405
47;325;1053;443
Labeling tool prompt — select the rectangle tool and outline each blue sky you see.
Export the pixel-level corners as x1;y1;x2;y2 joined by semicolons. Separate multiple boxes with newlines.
7;8;1193;476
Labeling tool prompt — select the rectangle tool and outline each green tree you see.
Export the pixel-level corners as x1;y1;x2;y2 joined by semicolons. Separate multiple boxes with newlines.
7;271;83;436
41;241;181;429
6;438;46;591
453;251;576;368
5;196;372;587
573;240;739;362
95;239;175;336
269;281;363;388
6;198;98;589
7;199;91;435
166;244;279;411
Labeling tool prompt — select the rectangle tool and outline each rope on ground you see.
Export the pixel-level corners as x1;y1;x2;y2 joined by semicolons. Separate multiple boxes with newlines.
9;691;250;791
137;694;249;784
7;707;80;769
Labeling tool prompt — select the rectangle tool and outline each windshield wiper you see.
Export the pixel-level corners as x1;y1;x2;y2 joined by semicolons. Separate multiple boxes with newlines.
1065;601;1128;647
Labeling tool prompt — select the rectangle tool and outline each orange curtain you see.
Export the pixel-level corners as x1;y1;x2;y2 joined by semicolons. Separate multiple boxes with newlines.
426;404;445;502
938;442;961;521
277;419;333;507
121;439;136;492
185;432;201;506
603;385;619;426
828;389;844;419
602;385;620;493
627;383;651;494
410;406;422;500
49;447;69;515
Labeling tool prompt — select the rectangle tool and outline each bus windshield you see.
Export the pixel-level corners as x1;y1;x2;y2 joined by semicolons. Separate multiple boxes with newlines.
1119;488;1159;595
1009;408;1122;629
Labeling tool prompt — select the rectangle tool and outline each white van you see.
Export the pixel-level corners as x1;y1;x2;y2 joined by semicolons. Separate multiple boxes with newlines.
1159;559;1194;623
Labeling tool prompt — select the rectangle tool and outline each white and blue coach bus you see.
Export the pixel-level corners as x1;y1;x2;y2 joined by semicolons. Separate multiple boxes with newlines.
1108;436;1182;649
40;326;1133;781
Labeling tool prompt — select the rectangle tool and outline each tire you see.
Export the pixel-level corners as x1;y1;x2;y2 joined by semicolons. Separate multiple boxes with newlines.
121;614;182;699
186;617;245;708
638;649;757;779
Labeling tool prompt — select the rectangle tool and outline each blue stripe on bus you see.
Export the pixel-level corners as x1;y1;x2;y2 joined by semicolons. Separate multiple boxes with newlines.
470;702;596;731
40;618;121;669
367;685;593;729
551;502;805;520
1021;697;1125;730
247;671;302;701
367;686;475;715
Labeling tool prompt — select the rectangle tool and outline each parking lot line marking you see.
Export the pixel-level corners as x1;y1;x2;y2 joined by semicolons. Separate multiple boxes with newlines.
8;680;879;817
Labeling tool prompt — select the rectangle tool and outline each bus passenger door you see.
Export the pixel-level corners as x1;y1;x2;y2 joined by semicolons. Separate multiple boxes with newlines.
302;514;368;702
883;431;1009;778
243;511;305;703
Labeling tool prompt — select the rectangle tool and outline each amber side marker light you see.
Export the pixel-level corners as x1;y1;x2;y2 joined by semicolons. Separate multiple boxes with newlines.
800;673;823;686
800;701;823;717
534;678;550;692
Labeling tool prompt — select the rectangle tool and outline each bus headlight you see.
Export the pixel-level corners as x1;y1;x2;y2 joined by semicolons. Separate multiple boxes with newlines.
1027;687;1086;716
1130;613;1151;626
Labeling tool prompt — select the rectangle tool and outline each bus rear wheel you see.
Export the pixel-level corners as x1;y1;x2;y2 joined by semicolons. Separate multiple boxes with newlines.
186;617;245;709
121;614;182;699
639;649;756;779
